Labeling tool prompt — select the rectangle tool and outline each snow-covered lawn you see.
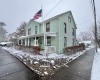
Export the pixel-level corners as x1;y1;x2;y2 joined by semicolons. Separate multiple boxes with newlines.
91;48;100;80
2;46;93;60
2;46;94;77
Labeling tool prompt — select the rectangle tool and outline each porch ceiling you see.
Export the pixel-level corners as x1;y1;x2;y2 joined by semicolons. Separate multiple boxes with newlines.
19;32;57;39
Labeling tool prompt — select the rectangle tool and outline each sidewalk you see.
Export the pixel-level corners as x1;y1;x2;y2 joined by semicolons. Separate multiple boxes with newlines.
48;48;95;80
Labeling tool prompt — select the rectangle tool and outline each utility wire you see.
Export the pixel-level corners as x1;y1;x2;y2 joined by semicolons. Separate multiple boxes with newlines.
44;0;64;18
77;18;94;25
43;0;93;27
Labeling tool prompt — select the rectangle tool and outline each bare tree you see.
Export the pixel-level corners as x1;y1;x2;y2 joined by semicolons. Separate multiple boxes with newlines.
90;21;100;47
16;22;27;37
77;31;92;41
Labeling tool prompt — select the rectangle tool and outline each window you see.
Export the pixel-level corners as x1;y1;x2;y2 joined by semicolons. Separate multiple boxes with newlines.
72;28;74;36
28;28;31;35
35;26;38;34
22;39;25;45
36;37;38;40
38;37;42;44
68;16;71;23
46;22;50;32
26;38;28;46
64;37;67;47
29;38;31;46
19;40;21;45
47;37;51;46
64;23;67;33
73;38;74;46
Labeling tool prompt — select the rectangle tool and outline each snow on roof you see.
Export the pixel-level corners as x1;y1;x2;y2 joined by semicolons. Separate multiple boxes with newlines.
20;36;26;38
19;36;26;39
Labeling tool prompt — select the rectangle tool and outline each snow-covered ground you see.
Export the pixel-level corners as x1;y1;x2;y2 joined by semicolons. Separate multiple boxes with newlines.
2;46;94;76
2;46;87;61
2;46;94;62
91;48;100;80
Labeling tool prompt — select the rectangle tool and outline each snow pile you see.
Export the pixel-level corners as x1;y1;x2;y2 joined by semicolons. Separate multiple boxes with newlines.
91;48;100;80
48;53;66;59
44;71;48;75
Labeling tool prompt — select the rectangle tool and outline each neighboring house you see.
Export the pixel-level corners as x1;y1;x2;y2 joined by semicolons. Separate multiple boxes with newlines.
79;41;92;47
7;32;18;45
19;11;77;54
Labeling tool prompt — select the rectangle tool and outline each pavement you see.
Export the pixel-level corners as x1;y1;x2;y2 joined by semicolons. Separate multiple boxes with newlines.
0;47;95;80
48;48;95;80
0;47;40;80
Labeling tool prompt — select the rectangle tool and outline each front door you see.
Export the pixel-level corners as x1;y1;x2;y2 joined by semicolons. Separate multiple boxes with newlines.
47;36;51;46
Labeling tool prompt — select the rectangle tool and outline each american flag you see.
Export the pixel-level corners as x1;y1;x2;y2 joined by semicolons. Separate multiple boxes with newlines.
33;9;42;20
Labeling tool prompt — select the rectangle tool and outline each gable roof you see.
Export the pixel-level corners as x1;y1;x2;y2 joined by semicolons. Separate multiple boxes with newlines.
28;11;77;28
42;11;71;23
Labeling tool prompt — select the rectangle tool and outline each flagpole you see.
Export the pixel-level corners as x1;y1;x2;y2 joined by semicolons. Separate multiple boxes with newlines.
41;6;46;58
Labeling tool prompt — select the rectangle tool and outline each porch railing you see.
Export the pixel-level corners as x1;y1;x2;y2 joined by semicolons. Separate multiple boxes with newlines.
45;46;56;53
14;45;41;54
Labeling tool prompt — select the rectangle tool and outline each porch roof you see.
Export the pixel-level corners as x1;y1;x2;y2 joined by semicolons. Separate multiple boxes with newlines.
19;32;57;39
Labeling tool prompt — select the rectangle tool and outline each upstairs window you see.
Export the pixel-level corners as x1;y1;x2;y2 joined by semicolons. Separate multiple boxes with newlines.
28;28;31;35
68;16;71;23
64;23;67;33
72;28;74;36
73;38;74;46
46;22;50;32
35;26;38;34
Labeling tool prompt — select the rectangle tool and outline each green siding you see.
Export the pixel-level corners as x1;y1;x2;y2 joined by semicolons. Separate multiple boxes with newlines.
24;11;77;54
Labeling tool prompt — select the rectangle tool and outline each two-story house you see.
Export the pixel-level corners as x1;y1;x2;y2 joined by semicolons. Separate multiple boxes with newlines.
18;11;77;54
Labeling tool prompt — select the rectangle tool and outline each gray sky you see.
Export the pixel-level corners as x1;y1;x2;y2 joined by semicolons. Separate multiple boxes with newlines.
0;0;100;35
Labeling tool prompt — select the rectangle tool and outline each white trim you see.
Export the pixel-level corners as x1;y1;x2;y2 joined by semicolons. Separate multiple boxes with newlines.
19;32;57;40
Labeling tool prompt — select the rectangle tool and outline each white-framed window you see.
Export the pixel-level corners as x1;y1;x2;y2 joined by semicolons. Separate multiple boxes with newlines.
64;22;67;33
72;28;74;36
46;22;50;32
28;28;31;35
47;37;51;46
35;26;38;34
73;38;74;46
68;16;71;23
22;39;25;45
64;37;67;47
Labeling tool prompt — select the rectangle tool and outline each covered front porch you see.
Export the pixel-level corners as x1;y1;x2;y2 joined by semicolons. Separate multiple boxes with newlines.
18;32;57;54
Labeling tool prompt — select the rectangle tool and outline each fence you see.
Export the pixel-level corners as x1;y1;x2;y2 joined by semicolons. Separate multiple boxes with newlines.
14;45;41;54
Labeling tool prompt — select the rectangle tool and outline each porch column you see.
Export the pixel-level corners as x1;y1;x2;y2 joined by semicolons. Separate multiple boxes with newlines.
18;39;19;45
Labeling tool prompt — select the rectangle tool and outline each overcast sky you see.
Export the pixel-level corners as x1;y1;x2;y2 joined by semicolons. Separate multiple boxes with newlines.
0;0;100;35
